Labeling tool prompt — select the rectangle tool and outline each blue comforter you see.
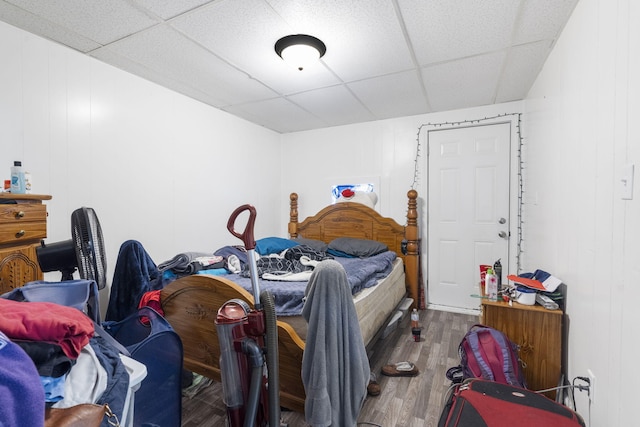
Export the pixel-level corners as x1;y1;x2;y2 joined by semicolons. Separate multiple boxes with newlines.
220;251;397;316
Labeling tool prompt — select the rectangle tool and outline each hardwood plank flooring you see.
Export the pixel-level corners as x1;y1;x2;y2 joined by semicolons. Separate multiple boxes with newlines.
181;308;478;427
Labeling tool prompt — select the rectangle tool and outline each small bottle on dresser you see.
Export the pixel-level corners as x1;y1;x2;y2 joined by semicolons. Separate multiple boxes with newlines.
493;259;502;294
10;161;26;194
485;267;498;301
24;171;32;193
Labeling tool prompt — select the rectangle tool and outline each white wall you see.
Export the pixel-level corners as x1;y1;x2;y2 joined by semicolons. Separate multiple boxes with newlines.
281;115;418;225
0;21;282;309
524;0;639;425
281;102;523;230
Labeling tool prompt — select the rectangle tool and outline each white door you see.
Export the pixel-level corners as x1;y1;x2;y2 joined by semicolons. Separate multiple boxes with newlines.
427;123;511;311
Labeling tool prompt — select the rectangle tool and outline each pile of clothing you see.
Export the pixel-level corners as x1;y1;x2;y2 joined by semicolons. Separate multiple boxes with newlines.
0;297;128;426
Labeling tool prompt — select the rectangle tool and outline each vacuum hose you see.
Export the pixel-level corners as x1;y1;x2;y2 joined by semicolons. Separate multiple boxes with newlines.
242;338;264;427
262;290;281;427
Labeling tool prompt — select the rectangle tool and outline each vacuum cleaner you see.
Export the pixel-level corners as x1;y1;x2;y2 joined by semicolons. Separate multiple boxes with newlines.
215;204;281;427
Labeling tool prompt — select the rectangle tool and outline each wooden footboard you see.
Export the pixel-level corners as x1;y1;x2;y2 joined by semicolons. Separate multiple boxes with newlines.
160;274;307;413
274;321;305;412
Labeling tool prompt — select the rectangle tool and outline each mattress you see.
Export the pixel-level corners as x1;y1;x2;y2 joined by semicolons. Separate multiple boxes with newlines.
354;257;406;346
279;258;406;345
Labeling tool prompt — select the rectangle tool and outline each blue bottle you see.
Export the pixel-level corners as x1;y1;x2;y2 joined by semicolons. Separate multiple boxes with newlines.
10;161;26;194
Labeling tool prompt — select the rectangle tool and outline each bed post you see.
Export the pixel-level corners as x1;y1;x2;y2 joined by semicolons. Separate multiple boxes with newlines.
404;190;420;309
289;192;299;238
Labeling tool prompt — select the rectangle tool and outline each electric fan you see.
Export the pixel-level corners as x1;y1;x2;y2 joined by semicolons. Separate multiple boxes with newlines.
36;207;107;290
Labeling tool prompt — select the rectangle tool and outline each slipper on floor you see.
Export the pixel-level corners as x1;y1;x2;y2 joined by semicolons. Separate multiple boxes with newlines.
381;362;419;377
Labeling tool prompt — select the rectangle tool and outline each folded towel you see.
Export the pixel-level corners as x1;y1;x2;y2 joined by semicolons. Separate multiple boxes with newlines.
158;252;212;274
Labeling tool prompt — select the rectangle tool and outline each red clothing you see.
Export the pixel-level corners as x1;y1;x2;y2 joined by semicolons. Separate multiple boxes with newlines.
138;289;163;315
137;289;163;325
0;298;94;359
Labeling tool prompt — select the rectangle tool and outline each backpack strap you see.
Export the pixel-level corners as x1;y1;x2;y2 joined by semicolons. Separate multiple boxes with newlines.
463;329;496;381
485;328;523;387
479;329;508;384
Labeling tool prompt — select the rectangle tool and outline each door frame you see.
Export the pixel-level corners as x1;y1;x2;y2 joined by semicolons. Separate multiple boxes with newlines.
420;114;523;314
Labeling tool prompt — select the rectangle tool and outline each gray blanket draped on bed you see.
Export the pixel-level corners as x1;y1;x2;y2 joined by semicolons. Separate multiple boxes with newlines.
301;260;370;427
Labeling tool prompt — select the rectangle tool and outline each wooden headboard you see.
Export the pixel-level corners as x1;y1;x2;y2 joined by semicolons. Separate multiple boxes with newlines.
288;190;420;308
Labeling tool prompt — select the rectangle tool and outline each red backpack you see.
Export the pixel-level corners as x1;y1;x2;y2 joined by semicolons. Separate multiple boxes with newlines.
446;324;527;389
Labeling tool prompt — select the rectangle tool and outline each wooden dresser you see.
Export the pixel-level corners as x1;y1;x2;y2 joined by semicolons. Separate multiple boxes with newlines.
0;194;51;294
480;299;563;399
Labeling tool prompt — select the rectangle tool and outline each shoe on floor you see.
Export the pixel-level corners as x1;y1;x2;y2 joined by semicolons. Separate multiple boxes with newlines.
381;361;419;377
367;371;380;396
367;372;380;396
367;380;381;396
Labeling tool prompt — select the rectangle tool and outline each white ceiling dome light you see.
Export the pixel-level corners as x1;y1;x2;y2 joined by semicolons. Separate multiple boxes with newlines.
274;34;326;71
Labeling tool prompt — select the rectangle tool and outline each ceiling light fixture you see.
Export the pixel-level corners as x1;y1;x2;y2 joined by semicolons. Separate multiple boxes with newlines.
274;34;326;71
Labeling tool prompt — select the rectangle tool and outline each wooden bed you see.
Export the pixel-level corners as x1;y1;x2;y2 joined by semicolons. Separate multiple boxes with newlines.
160;190;420;413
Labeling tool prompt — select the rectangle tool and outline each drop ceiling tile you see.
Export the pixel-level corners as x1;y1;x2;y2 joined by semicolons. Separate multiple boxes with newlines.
287;85;376;127
496;41;552;103
422;51;506;112
90;46;229;107
348;70;429;119
96;24;277;105
224;97;326;133
132;0;214;20
267;0;415;82
170;0;340;94
5;0;158;45
399;0;520;65
513;0;579;44
0;2;100;52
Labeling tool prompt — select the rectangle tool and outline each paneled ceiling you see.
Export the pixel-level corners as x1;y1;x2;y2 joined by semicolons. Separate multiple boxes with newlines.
0;0;578;133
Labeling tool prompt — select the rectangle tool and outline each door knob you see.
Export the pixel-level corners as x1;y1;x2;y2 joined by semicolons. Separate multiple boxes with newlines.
498;217;506;224
498;231;508;239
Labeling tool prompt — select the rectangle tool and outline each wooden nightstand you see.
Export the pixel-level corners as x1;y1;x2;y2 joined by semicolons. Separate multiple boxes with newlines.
480;299;563;399
0;194;51;294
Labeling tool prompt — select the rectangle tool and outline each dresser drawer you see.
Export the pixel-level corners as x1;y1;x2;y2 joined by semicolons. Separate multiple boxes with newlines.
0;221;47;244
0;204;47;244
0;204;47;223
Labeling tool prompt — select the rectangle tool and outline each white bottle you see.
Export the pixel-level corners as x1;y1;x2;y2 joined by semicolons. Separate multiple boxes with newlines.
411;308;419;329
10;161;26;194
24;171;32;193
485;267;498;301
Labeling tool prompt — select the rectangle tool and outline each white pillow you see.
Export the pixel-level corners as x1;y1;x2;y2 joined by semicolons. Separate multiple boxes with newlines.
336;190;378;209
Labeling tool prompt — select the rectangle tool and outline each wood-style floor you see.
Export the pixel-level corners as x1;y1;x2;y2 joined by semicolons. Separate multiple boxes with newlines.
181;308;479;427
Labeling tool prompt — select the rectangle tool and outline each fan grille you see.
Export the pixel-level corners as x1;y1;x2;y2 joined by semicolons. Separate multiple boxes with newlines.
71;207;107;289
